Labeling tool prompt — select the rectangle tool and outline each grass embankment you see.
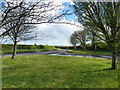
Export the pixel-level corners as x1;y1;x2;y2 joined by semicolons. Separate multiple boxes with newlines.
1;45;59;54
2;55;119;88
68;49;112;56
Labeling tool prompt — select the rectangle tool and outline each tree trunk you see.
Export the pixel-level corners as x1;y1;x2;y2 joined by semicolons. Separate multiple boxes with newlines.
12;42;17;59
111;49;117;70
74;45;76;50
83;44;86;50
92;35;95;49
95;44;97;51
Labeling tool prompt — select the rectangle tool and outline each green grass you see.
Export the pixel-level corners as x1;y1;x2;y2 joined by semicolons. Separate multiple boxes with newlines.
1;44;60;54
2;49;52;54
2;55;119;88
2;46;59;54
68;49;112;56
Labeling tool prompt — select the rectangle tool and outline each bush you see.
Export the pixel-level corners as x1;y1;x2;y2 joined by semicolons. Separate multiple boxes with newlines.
97;42;109;51
38;45;45;49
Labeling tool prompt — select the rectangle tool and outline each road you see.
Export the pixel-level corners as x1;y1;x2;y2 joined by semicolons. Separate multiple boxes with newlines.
1;49;120;60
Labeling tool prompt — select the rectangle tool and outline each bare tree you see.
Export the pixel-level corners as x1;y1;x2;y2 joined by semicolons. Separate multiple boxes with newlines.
4;24;34;59
0;0;75;37
0;0;24;29
76;30;87;50
70;30;87;50
3;5;35;59
70;32;78;50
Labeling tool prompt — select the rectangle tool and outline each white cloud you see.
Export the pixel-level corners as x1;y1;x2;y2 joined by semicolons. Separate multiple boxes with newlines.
2;0;81;46
22;23;83;46
52;0;74;5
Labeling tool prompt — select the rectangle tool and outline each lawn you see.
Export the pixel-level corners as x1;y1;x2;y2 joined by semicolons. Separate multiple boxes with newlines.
68;49;112;56
1;45;59;54
2;55;119;88
2;49;54;54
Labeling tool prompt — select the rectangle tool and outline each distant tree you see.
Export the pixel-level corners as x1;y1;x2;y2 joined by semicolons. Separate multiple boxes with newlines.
73;1;120;69
70;29;87;50
76;29;87;50
70;32;78;50
87;26;102;51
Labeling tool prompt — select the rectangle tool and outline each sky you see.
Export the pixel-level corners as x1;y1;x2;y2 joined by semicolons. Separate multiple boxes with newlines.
0;0;84;46
18;23;83;46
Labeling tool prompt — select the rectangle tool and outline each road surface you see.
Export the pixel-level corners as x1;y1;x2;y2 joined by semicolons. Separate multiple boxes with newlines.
1;49;120;60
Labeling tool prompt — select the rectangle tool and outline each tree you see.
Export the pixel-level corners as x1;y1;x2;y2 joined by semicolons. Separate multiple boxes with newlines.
76;29;87;50
73;1;120;69
0;0;74;37
3;5;35;59
0;1;24;29
70;30;87;50
87;26;102;51
70;32;78;50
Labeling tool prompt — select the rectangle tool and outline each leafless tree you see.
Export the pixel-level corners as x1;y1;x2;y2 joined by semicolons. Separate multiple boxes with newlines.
76;30;87;50
0;0;76;37
3;5;35;59
70;32;78;50
70;30;87;50
0;0;24;28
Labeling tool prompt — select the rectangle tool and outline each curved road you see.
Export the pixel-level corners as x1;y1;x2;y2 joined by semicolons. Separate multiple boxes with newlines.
1;49;120;60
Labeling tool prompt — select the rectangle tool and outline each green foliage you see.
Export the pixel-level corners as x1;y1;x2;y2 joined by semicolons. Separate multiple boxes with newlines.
2;55;118;88
1;44;13;50
98;42;109;49
38;45;45;49
74;2;120;53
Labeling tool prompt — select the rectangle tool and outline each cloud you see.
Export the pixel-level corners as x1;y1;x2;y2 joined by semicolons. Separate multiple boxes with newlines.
52;0;74;5
22;23;83;46
2;0;82;46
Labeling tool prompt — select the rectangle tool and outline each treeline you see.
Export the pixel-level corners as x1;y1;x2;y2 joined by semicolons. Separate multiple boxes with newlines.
56;42;109;51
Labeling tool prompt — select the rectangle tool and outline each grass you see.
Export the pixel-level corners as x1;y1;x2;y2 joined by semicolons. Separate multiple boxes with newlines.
68;49;112;56
2;55;119;88
2;49;53;54
2;46;59;54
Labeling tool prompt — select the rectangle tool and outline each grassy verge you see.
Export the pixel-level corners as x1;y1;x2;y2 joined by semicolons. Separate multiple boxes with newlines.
1;49;56;54
1;46;60;54
68;49;112;56
2;55;119;88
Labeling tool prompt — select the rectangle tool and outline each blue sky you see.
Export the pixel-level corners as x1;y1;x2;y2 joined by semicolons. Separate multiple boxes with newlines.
0;0;83;46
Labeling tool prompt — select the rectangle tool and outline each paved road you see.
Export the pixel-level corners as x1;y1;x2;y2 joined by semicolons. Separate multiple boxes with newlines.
1;49;120;60
1;49;68;56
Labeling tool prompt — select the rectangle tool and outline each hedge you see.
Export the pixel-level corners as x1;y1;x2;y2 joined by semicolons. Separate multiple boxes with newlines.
1;44;56;50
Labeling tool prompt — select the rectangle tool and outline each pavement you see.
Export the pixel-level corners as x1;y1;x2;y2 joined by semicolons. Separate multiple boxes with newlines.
1;49;120;60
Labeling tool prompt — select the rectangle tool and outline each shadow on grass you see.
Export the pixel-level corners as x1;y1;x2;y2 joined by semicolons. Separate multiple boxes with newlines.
81;68;116;74
94;68;116;72
79;68;116;74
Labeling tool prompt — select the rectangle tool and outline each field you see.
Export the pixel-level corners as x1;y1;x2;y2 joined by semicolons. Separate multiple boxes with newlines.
2;55;119;88
1;44;58;54
68;49;112;56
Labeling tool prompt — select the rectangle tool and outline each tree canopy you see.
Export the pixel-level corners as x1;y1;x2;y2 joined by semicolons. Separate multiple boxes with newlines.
73;1;120;69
